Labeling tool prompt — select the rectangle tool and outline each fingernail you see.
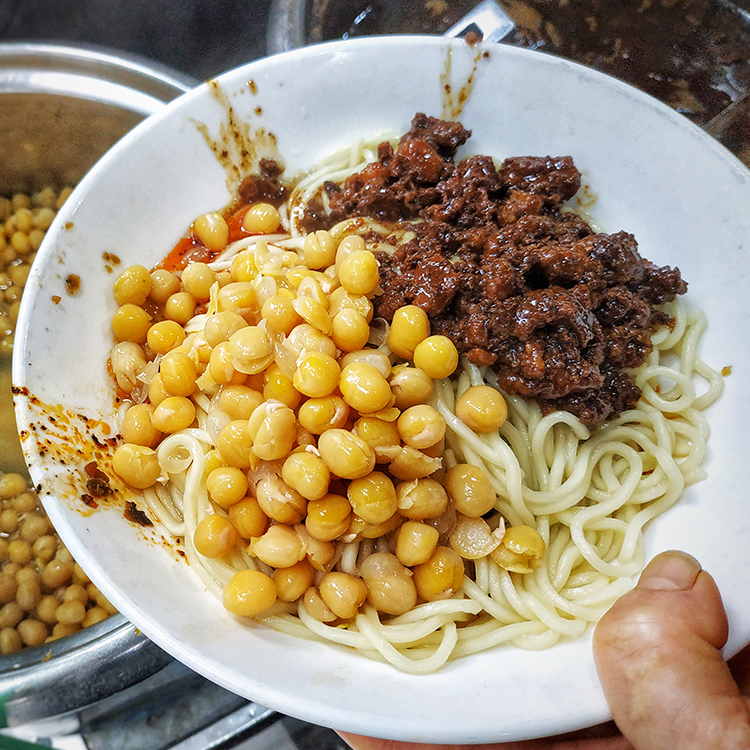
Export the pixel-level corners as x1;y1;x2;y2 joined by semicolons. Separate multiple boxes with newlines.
636;550;702;591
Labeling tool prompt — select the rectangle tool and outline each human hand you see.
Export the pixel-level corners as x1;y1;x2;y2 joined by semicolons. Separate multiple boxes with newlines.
337;550;750;750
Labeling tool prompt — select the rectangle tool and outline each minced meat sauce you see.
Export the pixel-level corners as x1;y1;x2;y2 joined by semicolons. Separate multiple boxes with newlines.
302;113;687;427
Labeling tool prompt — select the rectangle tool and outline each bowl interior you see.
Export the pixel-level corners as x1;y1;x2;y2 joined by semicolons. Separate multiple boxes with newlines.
12;36;750;743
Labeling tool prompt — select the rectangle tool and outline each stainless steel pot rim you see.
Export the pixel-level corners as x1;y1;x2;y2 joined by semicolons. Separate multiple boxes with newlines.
0;613;131;673
0;40;197;114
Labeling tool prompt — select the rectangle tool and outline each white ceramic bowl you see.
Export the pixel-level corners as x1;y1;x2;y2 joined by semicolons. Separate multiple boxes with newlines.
12;36;750;743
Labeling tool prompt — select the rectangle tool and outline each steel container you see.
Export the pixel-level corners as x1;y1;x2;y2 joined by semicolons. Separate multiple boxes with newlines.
0;41;195;728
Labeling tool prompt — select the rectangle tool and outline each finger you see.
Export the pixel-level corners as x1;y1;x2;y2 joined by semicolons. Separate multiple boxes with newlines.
593;550;750;750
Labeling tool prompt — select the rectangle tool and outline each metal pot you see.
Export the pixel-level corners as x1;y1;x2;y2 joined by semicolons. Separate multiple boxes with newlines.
265;0;750;164
0;41;195;728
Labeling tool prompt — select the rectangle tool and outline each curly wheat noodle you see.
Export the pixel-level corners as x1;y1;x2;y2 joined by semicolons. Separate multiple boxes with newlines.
141;302;718;671
133;137;723;673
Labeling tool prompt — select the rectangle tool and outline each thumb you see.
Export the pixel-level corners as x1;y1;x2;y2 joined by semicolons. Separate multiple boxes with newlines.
593;550;750;750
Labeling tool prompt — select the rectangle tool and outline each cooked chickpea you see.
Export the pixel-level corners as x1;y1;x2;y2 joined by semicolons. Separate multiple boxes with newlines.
112;443;160;488
33;536;57;564
389;365;434;410
194;514;238;557
305;493;352;542
228;326;273;375
8;540;32;565
149;269;181;304
217;282;256;315
12;492;36;514
318;572;367;620
360;552;417;615
318;429;376;480
387;305;430;359
181;261;217;300
246;401;296;461
42;558;73;589
250;524;305;568
223;570;277;617
64;583;88;603
255;476;307;525
147;319;186;355
395;521;440;566
36;595;58;623
242;202;280;233
16;577;41;610
113;265;152;306
83;608;110;628
56;600;86;625
412;335;459;379
121;403;161;448
445;464;497;517
0;575;16;604
217;420;254;468
218;385;264;420
303;586;337;622
18;619;47;647
193;211;229;250
303;230;337;270
261;295;302;334
337;249;379;296
0;474;28;499
109;342;147;395
455;385;508;433
396;478;448;520
397;404;445;449
228;497;268;539
0;627;21;654
491;525;545;573
52;623;80;639
331;308;370;352
351;416;400;460
413;546;465;602
339;361;392;414
152;395;196;433
147;373;170;406
347;472;398;525
204;311;247;348
206;467;248;507
209;341;245;385
164;292;197;325
159;350;197;397
292;296;331;335
282;452;330;501
335;234;366;265
261;364;301;410
111;304;151;343
286;323;337;360
0;602;22;628
293;351;340;398
297;395;349;435
0;508;18;533
328;287;373;323
273;559;316;602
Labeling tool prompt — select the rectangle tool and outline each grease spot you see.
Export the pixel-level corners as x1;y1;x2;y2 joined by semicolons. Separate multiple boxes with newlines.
440;43;488;120
193;79;280;194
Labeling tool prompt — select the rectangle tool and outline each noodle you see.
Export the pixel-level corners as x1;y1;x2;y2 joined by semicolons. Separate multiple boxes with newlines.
111;137;723;674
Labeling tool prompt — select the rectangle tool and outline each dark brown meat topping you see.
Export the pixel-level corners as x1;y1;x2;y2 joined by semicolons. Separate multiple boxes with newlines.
303;114;686;427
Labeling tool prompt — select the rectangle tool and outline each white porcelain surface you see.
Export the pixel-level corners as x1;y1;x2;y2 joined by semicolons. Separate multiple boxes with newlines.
12;37;750;743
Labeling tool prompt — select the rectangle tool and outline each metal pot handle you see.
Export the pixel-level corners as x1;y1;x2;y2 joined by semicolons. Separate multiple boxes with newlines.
0;619;171;727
